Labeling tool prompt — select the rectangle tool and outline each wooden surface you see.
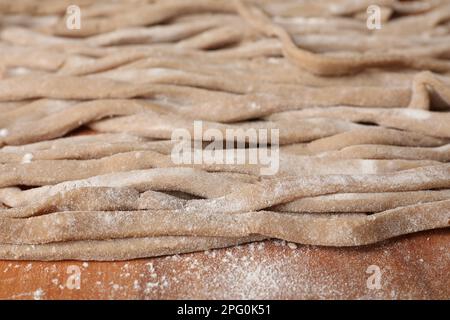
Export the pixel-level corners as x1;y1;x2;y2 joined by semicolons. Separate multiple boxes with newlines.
0;229;448;299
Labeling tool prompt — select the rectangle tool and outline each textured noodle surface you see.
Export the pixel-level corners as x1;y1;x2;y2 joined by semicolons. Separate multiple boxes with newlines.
0;0;449;260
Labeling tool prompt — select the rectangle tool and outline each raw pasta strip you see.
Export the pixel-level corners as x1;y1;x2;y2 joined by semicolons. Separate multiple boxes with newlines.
2;164;449;211
0;149;439;187
267;107;450;138
0;200;448;246
0;235;266;261
3;186;450;218
234;0;450;75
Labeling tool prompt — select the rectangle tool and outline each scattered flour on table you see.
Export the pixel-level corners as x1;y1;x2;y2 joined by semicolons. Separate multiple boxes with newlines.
33;288;44;300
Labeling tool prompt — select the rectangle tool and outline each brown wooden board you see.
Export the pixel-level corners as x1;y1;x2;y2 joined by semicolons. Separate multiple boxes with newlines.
0;230;448;299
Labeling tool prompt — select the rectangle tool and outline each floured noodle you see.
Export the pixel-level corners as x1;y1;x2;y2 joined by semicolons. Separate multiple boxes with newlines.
0;0;449;260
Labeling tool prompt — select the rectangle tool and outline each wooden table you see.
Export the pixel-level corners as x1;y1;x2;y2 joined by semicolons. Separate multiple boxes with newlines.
0;229;448;299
